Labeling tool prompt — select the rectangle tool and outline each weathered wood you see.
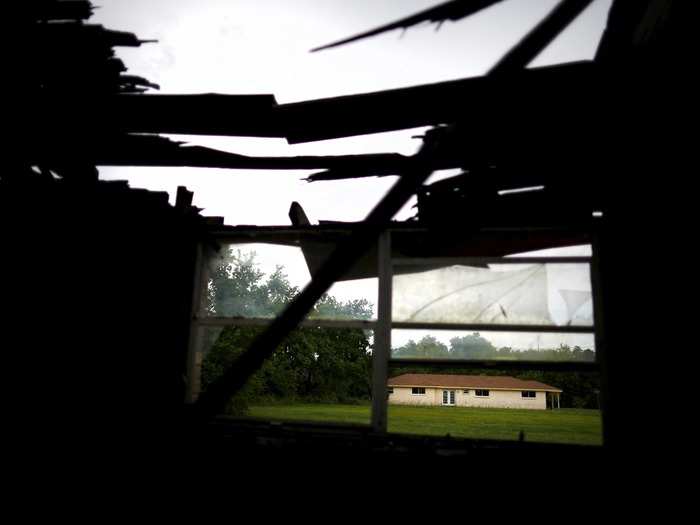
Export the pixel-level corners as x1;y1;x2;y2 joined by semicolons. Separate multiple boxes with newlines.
277;61;598;143
37;62;596;142
175;186;193;210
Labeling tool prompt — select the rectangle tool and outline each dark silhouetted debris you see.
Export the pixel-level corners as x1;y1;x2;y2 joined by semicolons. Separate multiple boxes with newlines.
21;0;95;22
284;200;591;281
83;134;413;173
311;0;505;52
488;0;596;74
14;0;161;183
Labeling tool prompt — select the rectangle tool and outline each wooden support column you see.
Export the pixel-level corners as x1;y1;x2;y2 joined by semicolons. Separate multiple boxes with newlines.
185;242;211;404
371;231;392;433
591;228;611;444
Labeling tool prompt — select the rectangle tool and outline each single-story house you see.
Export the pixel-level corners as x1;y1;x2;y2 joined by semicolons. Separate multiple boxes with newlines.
388;374;562;410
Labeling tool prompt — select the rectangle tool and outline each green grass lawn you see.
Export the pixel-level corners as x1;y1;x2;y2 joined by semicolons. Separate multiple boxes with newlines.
248;404;602;446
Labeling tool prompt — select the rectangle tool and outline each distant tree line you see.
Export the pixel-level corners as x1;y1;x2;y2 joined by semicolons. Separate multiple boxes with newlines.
202;252;600;413
393;333;595;362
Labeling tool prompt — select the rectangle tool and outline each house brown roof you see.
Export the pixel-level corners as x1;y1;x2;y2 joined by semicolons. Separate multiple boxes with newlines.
388;374;562;392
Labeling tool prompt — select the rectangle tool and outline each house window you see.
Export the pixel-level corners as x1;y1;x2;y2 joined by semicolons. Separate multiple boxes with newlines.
463;390;470;394
387;388;394;394
411;387;426;395
522;391;536;398
475;389;490;397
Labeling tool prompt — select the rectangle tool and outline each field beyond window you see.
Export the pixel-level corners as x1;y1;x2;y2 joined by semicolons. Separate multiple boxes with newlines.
246;404;603;446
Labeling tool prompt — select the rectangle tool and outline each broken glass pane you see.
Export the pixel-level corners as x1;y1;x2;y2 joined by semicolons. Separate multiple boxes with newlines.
392;263;592;327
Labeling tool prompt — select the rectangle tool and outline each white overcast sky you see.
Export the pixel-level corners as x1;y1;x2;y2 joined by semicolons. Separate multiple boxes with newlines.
95;0;609;350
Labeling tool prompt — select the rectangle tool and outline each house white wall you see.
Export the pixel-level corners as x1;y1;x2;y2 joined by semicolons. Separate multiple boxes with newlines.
389;386;439;406
388;387;548;410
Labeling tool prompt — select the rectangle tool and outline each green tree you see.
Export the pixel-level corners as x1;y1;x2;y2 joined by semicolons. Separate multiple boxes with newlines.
392;335;449;358
449;332;498;359
201;249;373;414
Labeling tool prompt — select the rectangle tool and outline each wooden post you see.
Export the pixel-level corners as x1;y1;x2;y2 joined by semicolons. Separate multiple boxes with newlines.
371;231;392;433
185;242;210;404
590;228;611;445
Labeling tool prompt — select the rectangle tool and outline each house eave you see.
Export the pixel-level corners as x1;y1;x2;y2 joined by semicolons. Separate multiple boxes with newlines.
388;384;563;393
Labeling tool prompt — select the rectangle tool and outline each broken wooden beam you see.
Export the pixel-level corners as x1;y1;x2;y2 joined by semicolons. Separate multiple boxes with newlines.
311;0;505;53
489;0;596;74
32;61;597;142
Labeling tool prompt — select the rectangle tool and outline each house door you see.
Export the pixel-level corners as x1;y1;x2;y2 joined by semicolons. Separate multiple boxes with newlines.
442;390;455;406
